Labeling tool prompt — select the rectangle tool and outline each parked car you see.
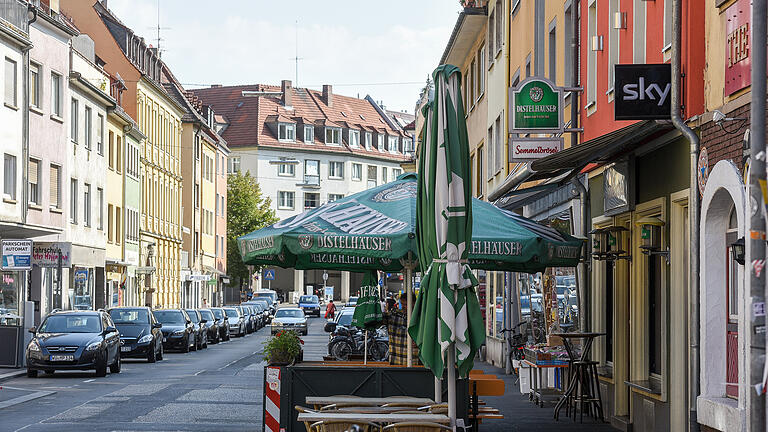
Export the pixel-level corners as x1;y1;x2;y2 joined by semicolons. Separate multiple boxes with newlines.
254;290;279;309
26;310;121;377
210;307;230;341
253;299;272;323
345;297;358;308
198;309;221;344
153;309;197;352
299;295;321;317
272;307;308;336
185;309;209;350
223;307;246;337
247;302;266;328
324;308;355;342
244;305;258;333
108;307;163;362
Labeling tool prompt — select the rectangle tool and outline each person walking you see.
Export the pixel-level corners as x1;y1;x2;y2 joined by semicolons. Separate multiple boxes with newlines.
325;299;337;319
383;293;420;365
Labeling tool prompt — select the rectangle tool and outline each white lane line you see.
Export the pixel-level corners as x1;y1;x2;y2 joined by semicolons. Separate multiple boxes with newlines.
83;379;95;383
194;369;206;376
0;390;56;409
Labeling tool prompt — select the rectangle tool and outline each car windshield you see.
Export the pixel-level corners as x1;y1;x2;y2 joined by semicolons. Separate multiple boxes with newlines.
153;310;186;324
109;309;149;325
255;301;269;309
337;311;353;327
300;296;318;303
211;308;224;319
256;295;274;305
185;310;200;323
200;310;214;321
275;309;304;319
39;315;101;333
224;309;239;318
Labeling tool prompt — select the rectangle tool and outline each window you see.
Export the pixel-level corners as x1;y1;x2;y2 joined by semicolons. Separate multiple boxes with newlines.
349;129;360;148
525;53;531;78
49;164;60;209
228;156;241;173
463;72;469;112
84;107;92;150
70;99;78;143
304;125;314;143
107;204;113;242
328;193;344;202
3;154;15;200
478;46;485;93
608;0;620;90
304;192;319;209
108;131;114;169
352;163;362;181
301;159;320;186
648;253;662;376
116;136;122;173
194;183;199;208
97;115;104;155
377;133;385;151
495;116;503;173
487;125;494;179
194;135;200;160
663;0;672;49
278;158;295;176
587;1;597;106
403;138;414;154
70;179;77;223
392;168;402;181
51;73;62;117
325;127;341;145
495;0;503;54
388;136;399;153
476;146;484;197
564;4;573;86
4;58;17;107
278;191;294;209
469;58;476;104
83;183;91;227
381;167;387;183
28;158;40;205
278;123;295;141
115;206;121;244
726;210;739;398
365;132;372;150
97;188;103;230
605;261;614;363
488;9;495;60
367;165;377;188
329;161;344;179
30;63;40;108
548;20;557;81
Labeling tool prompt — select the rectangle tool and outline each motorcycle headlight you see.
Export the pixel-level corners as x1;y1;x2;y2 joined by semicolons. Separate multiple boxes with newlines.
138;334;153;344
85;341;102;351
172;330;185;336
27;340;41;352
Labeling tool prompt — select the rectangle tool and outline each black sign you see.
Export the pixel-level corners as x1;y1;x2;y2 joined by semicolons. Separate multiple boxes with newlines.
614;64;671;120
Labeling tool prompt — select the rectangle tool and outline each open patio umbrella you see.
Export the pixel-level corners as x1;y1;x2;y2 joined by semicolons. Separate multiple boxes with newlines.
408;64;485;427
351;271;383;364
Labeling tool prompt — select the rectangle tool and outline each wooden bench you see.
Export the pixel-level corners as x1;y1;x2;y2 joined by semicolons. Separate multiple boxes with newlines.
467;376;505;430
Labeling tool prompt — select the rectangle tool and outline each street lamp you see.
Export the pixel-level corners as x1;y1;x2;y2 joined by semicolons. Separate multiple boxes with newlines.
637;216;670;264
731;237;745;265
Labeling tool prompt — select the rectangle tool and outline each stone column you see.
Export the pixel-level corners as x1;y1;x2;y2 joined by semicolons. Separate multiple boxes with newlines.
341;271;350;302
293;269;304;304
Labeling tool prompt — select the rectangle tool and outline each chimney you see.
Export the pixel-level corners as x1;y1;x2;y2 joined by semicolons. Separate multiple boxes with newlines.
281;80;293;107
323;85;333;107
210;84;222;88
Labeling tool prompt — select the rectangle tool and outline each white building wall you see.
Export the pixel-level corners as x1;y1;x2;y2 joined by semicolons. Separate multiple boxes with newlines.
0;38;25;224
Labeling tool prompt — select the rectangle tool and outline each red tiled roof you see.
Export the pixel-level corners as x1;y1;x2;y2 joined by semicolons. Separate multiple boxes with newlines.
191;84;410;161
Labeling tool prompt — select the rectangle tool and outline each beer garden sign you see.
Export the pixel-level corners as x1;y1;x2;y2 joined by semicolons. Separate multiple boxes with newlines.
508;77;565;162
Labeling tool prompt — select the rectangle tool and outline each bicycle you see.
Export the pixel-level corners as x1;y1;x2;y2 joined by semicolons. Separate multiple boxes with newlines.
501;321;529;379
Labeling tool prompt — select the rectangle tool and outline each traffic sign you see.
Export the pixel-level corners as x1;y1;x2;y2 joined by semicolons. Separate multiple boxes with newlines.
263;269;276;281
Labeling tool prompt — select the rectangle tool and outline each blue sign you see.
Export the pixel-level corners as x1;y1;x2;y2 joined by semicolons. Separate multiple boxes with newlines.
263;269;276;281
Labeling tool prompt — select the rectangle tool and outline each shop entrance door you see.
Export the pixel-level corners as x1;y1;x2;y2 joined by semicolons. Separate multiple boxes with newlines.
725;227;739;399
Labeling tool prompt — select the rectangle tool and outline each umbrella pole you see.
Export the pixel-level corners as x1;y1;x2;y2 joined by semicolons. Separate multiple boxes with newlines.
406;265;413;367
364;329;368;365
447;344;457;429
435;377;442;403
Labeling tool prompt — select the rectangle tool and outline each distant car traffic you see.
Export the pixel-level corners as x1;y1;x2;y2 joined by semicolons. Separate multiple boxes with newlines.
108;307;163;362
153;309;197;352
272;307;308;336
26;310;122;377
299;295;321;317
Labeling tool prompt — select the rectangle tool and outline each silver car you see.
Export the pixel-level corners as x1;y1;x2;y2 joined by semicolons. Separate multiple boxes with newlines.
271;308;308;336
223;307;246;337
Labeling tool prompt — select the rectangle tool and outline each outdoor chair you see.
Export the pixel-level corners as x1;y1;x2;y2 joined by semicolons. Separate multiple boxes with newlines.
320;403;378;411
310;420;381;432
416;404;448;414
295;405;317;432
382;422;452;432
381;402;428;408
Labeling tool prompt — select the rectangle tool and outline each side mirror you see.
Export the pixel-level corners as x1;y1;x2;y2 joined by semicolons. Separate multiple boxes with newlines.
105;326;118;334
186;320;192;325
28;326;36;334
324;322;337;333
152;322;162;329
200;319;207;324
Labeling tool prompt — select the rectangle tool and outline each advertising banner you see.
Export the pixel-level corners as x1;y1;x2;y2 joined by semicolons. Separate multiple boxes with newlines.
1;240;32;270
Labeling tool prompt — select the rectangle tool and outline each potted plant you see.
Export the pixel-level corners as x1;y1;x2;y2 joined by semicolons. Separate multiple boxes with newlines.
264;330;304;365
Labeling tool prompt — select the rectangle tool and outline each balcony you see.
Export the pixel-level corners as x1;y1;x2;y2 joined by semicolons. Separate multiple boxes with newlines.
0;0;29;34
297;174;320;189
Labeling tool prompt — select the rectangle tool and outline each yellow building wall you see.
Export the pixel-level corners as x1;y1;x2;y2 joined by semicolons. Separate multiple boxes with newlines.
137;79;184;308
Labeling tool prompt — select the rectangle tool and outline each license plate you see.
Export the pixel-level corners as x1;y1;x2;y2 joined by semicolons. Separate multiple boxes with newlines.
121;346;132;352
163;337;167;342
49;354;74;362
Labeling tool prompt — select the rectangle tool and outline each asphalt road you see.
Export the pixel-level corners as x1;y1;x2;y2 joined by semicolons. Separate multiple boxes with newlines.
0;312;331;432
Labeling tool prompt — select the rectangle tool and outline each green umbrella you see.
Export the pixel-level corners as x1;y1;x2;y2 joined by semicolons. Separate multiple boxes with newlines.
237;176;582;272
351;271;383;330
409;65;484;426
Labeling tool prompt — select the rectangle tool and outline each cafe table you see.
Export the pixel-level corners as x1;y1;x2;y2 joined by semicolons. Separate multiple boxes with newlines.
296;412;450;424
305;396;434;408
550;332;605;422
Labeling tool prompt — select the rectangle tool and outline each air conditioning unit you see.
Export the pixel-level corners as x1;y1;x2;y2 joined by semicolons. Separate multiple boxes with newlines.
613;12;627;29
591;35;604;51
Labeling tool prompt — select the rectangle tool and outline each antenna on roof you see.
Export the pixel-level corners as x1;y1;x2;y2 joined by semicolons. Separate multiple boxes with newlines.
291;20;303;86
150;0;171;57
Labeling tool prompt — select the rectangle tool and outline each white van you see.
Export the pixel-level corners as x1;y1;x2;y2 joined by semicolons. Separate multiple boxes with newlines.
254;290;279;307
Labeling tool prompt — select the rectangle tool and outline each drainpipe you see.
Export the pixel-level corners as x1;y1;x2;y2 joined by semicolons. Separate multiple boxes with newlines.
21;7;36;225
752;0;768;429
670;1;700;431
570;0;586;332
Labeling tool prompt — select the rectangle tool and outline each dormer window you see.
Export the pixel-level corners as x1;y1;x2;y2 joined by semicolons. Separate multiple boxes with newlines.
365;132;372;150
377;133;385;151
304;125;314;144
278;123;295;142
349;130;360;148
325;127;341;145
403;138;414;154
388;136;399;153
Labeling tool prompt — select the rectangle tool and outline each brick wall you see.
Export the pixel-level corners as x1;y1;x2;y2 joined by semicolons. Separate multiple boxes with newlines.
699;104;751;174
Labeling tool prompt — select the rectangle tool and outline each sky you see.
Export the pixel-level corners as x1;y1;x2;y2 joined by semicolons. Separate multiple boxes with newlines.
107;0;462;114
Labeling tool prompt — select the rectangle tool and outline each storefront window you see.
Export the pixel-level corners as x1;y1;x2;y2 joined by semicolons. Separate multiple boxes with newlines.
0;272;21;326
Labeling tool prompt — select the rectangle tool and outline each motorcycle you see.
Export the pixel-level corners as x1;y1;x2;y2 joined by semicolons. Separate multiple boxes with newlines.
328;325;389;361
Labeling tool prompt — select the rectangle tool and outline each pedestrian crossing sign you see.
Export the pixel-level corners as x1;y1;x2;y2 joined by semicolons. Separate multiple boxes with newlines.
263;269;276;281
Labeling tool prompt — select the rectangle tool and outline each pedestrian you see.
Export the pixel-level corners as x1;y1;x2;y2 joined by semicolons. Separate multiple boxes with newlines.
202;298;209;308
382;293;420;366
325;299;337;319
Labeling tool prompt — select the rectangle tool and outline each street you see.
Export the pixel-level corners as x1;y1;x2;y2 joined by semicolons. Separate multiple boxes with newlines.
0;314;329;432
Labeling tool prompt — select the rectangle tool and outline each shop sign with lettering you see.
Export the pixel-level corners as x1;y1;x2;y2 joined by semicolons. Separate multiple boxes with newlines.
509;137;563;162
509;77;563;133
725;0;751;96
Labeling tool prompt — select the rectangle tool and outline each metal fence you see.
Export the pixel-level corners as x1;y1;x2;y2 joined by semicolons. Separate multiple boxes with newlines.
0;0;28;34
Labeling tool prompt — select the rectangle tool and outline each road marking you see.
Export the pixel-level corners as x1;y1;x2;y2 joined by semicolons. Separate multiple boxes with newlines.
0;390;55;410
194;370;206;376
83;379;95;383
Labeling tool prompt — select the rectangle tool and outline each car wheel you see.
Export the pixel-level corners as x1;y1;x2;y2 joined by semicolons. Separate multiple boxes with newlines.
27;369;38;378
157;343;164;361
147;341;157;363
110;353;121;374
182;336;191;353
95;357;108;377
191;335;198;351
44;369;55;375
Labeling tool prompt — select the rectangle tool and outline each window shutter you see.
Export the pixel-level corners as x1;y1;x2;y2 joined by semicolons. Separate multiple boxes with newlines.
28;159;38;185
49;165;59;208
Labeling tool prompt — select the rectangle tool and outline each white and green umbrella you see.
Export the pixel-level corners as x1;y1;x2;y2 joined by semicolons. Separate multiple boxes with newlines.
409;65;485;425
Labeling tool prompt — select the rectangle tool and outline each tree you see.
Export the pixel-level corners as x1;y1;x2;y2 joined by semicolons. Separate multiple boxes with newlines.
227;171;278;290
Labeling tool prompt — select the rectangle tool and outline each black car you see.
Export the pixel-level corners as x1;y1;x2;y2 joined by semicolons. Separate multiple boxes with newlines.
199;309;220;343
185;309;208;350
108;307;163;362
153;309;196;352
210;307;230;341
26;310;121;377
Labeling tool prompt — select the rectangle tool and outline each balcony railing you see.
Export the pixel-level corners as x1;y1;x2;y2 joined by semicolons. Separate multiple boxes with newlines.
0;0;29;34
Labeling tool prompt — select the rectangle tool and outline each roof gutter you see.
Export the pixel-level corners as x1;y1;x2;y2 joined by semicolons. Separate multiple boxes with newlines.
488;164;535;202
439;7;487;65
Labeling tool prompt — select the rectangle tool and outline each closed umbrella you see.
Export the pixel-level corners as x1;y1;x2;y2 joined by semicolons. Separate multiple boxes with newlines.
351;271;384;364
409;65;485;427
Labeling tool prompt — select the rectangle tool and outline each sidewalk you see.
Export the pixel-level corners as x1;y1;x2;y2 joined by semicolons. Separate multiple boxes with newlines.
474;361;617;432
0;368;25;383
